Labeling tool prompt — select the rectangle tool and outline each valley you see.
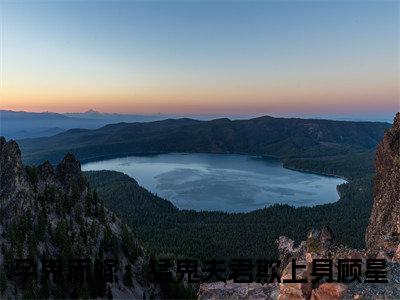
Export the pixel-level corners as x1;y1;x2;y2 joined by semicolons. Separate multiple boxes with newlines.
16;115;390;261
2;114;398;299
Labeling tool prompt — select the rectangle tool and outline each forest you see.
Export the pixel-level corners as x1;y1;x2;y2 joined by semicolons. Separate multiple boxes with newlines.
17;115;388;261
85;151;375;261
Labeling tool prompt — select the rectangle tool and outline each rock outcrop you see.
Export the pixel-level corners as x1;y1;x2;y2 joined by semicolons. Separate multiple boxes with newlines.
365;112;400;255
0;137;33;215
0;137;160;299
198;281;279;300
276;227;366;300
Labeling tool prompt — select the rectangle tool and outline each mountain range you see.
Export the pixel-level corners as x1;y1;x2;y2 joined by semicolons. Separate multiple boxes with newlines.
18;115;391;180
0;110;167;139
1;109;394;140
1;109;256;140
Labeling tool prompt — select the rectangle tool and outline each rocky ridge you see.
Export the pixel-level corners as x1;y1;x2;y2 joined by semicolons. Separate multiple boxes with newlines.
366;112;400;255
0;137;160;299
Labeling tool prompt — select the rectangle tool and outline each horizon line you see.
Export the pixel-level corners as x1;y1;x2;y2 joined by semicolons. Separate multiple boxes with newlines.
1;108;397;123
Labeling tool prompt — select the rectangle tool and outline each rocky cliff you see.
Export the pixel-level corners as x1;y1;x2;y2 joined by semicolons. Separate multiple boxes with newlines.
365;112;400;255
0;137;160;299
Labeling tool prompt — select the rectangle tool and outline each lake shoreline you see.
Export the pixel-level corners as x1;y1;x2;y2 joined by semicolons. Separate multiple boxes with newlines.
79;150;350;182
82;152;346;212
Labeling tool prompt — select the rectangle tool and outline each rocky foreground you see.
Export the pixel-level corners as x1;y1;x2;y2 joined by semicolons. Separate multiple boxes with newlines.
198;227;400;299
198;113;400;300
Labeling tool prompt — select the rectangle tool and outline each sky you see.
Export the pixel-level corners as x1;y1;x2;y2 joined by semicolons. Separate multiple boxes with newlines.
1;1;399;118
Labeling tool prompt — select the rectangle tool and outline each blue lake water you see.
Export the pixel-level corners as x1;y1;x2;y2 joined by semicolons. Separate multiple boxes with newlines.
82;153;346;213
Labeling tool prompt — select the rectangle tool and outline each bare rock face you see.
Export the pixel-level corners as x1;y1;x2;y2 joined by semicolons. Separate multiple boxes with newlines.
365;112;400;255
56;153;87;193
277;236;295;253
37;161;56;192
35;154;86;195
310;283;347;300
392;244;400;263
198;281;279;300
277;226;350;300
0;137;33;223
0;137;31;196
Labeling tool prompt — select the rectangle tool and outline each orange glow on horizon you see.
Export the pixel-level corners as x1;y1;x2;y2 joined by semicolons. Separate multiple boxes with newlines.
2;79;398;115
2;1;398;117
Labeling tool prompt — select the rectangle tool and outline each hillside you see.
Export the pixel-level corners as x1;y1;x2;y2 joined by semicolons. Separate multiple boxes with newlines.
0;137;161;299
84;169;373;261
19;116;390;179
198;113;400;300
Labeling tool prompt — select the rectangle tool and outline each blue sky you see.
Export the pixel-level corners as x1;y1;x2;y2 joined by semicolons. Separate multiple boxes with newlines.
1;0;399;119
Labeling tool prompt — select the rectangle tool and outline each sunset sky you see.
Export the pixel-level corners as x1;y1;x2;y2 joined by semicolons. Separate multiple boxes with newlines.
1;1;399;117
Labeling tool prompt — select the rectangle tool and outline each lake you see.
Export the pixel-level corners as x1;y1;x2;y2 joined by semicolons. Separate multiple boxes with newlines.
82;153;346;213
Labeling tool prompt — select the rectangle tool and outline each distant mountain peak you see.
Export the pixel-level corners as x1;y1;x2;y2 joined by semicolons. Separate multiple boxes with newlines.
84;108;102;115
